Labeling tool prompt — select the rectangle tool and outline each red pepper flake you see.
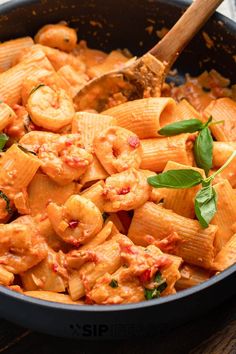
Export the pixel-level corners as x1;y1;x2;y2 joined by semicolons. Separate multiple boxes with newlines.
52;263;59;272
69;220;79;229
65;139;73;147
117;186;130;195
127;136;140;148
120;244;136;255
139;269;151;283
70;238;80;248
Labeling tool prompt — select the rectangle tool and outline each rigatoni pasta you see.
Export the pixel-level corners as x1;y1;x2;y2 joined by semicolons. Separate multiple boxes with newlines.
0;22;234;306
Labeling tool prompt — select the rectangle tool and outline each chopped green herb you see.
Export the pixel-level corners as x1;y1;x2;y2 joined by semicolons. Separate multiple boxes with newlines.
0;190;13;214
0;133;9;151
102;212;109;221
17;144;37;156
144;271;167;300
30;84;45;96
202;86;211;92
109;279;118;288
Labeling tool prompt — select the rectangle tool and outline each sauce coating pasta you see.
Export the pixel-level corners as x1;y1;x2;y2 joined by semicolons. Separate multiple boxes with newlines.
0;23;235;305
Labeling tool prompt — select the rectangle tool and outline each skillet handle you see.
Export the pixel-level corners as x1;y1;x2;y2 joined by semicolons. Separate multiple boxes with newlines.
149;0;224;68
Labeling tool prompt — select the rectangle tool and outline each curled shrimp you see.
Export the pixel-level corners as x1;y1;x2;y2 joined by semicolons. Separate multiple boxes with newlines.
27;85;75;131
38;134;93;185
47;195;103;246
22;68;71;106
19;131;58;153
34;24;77;52
0;223;47;274
20;132;92;184
103;168;150;212
94;126;142;175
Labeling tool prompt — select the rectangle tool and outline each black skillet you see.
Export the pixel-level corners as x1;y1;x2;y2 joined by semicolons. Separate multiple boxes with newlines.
0;0;235;339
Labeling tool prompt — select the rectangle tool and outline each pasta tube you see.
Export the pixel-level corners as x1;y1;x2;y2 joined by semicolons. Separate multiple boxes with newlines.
25;291;81;304
0;102;16;131
0;37;33;73
72;112;116;150
68;234;125;300
214;233;236;271
128;202;217;269
0;144;41;194
140;134;194;172
28;173;79;216
80;180;105;212
103;97;177;138
163;161;205;218
211;179;236;252
176;264;211;290
204;98;236;141
0;47;53;106
0;266;14;286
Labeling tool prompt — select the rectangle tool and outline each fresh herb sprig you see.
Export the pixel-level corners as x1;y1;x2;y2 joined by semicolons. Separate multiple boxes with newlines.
148;151;236;228
158;117;224;175
144;271;167;300
0;190;13;215
0;133;9;151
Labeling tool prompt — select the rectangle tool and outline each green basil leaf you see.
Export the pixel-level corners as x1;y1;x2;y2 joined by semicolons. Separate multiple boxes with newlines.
194;127;213;175
158;119;204;136
0;190;13;214
144;272;167;300
194;185;217;228
203;116;213;128
0;133;9;151
147;169;203;189
109;279;118;288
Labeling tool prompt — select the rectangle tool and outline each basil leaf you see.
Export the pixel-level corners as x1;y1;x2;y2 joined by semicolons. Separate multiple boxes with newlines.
158;119;204;136
147;169;203;189
0;190;13;214
109;279;118;288
194;185;217;228
194;127;213;175
0;133;9;151
203;116;213;128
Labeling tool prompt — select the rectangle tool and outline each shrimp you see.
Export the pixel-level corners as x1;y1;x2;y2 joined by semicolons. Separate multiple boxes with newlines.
21;68;71;106
19;131;58;153
35;24;77;52
38;134;93;185
94;126;142;175
27;85;75;131
20;132;92;185
103;168;150;212
47;195;103;246
0;223;47;274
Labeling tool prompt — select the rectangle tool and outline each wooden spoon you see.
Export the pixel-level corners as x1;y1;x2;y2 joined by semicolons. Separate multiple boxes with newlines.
74;0;224;112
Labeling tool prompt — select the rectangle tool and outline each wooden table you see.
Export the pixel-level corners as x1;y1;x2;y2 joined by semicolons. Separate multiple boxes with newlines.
0;294;235;353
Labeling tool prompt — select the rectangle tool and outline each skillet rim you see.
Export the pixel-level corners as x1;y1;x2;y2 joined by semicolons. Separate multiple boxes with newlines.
0;0;235;313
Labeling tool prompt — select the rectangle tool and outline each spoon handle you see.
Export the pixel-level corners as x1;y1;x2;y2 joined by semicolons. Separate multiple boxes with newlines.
149;0;224;67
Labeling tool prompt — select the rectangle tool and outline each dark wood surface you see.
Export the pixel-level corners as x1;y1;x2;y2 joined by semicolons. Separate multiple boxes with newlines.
0;295;235;354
